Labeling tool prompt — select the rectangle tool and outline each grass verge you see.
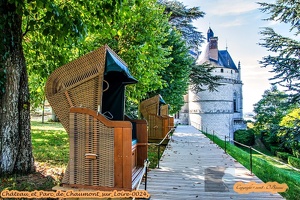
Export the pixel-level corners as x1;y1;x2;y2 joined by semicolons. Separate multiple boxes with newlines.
147;144;166;169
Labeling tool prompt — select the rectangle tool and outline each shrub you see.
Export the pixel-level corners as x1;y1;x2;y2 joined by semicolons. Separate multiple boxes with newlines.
260;130;271;150
288;156;300;169
276;152;291;162
292;146;300;158
270;145;284;155
234;129;255;146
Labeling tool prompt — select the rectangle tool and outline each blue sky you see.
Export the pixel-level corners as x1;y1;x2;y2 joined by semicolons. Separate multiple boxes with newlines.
180;0;294;113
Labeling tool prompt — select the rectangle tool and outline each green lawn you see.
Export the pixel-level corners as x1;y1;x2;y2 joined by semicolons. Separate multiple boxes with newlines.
31;122;69;166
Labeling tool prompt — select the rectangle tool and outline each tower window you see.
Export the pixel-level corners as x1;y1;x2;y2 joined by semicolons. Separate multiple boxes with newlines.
221;69;224;73
233;93;238;112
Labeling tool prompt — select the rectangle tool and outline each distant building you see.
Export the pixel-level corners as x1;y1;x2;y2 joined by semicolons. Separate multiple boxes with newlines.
175;27;246;140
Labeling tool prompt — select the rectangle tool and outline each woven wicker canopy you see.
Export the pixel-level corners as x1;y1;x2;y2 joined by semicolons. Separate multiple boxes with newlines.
45;45;137;133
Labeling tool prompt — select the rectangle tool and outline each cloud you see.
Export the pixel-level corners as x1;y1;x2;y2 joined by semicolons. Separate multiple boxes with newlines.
219;19;244;27
202;0;259;16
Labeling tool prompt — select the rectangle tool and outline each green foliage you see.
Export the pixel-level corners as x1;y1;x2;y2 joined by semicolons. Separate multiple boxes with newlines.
253;86;295;149
257;0;300;159
111;0;172;103
270;145;284;156
159;0;205;49
23;0;113;109
190;62;223;93
278;108;300;158
258;0;300;101
276;152;291;162
147;144;166;169
148;29;192;114
234;129;255;146
253;86;291;130
25;0;175;110
288;156;300;169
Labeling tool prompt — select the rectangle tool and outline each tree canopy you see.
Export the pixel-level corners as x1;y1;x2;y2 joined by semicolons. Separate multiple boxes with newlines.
252;86;299;157
26;0;218;116
158;0;205;49
258;0;300;102
26;0;172;110
253;86;292;132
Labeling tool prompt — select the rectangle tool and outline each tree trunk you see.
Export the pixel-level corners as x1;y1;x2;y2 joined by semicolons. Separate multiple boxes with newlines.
0;1;34;175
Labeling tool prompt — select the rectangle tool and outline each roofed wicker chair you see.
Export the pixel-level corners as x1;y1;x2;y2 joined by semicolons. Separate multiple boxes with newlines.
140;95;174;142
46;45;148;191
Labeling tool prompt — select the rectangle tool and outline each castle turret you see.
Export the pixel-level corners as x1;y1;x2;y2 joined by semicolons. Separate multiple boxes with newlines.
207;28;218;61
180;27;246;140
207;27;214;42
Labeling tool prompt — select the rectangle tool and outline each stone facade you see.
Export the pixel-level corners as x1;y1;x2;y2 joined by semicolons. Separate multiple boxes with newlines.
175;28;246;140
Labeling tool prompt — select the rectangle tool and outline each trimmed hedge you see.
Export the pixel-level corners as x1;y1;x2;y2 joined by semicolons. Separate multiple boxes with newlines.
276;152;291;162
288;156;300;169
234;129;255;146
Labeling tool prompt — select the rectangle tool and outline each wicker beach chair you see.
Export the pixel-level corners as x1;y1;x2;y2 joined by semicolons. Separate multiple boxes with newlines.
46;45;148;191
140;95;174;142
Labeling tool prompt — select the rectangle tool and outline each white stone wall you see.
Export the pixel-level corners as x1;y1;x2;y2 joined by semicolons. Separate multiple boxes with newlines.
190;113;233;139
175;94;189;125
188;71;245;140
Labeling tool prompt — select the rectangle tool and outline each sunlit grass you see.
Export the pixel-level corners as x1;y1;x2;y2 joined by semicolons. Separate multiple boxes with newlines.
31;121;69;166
31;121;64;131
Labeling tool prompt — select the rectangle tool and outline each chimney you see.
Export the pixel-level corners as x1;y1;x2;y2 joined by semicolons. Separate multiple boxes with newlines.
209;37;218;61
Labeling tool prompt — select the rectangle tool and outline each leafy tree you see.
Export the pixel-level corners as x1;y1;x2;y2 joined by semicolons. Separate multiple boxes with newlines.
278;108;300;158
148;29;192;113
258;0;300;102
253;86;294;145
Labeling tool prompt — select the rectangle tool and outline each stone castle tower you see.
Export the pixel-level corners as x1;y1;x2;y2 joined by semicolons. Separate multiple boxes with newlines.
175;28;246;140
